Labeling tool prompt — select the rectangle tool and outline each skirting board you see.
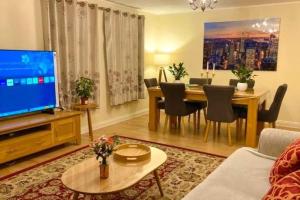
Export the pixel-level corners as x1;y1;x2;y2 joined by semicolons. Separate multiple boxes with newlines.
80;108;149;134
277;120;300;130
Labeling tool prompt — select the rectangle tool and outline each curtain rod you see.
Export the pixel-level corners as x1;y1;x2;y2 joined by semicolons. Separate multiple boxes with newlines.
76;1;143;17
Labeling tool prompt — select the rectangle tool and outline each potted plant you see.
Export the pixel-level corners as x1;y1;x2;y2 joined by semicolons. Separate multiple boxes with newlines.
231;65;256;91
75;77;95;105
91;136;119;179
168;62;188;83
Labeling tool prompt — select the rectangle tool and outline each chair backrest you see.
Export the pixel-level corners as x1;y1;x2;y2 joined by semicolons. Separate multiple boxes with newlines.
268;84;288;121
160;83;186;116
229;79;239;87
144;78;158;88
203;85;236;123
190;78;212;86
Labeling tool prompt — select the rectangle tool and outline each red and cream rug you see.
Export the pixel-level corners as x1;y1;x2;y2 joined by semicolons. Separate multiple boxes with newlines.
0;136;225;200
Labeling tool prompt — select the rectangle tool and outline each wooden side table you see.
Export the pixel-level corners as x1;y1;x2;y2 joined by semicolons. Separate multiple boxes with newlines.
72;103;98;142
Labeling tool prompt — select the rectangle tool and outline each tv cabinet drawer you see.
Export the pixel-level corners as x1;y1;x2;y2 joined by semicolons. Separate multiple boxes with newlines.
54;118;76;143
0;131;53;163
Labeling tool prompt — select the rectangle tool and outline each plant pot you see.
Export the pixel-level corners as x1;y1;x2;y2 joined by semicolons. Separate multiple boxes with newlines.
100;164;109;179
173;79;181;83
237;82;248;91
80;97;88;105
247;80;255;89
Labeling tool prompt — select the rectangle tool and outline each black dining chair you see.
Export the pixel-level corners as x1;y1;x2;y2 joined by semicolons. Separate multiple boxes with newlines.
188;78;212;129
144;78;165;124
203;85;238;145
160;83;202;132
190;78;212;86
238;84;288;128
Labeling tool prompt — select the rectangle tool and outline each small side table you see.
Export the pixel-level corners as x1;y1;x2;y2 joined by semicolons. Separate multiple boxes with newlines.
72;103;98;142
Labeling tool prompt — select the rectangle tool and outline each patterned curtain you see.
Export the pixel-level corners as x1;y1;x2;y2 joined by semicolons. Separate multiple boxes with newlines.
41;0;100;108
103;10;145;106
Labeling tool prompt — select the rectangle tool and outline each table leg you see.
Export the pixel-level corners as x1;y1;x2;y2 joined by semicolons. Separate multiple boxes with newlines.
154;170;164;197
87;108;94;141
246;98;259;147
149;95;158;131
72;192;79;200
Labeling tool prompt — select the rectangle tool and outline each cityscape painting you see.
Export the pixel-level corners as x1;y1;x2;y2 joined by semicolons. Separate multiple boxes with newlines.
203;18;281;71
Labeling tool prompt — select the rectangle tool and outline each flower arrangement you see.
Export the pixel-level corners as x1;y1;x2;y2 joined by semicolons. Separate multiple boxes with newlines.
91;136;119;165
168;62;189;80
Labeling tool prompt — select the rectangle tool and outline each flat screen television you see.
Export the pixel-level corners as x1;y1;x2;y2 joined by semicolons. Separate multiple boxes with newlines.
0;50;59;118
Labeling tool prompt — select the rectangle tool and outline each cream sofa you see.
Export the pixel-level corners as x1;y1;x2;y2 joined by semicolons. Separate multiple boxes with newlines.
183;128;300;200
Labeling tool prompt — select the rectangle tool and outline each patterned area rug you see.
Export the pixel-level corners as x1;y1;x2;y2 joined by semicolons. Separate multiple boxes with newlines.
0;136;225;200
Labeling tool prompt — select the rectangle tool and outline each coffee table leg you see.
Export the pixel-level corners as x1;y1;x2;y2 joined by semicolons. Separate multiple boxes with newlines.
72;192;79;200
154;170;164;197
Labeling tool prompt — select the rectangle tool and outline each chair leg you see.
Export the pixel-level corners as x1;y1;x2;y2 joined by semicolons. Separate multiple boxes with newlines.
217;122;221;135
197;109;201;130
213;122;217;136
193;113;197;131
188;115;191;122
163;115;169;133
271;122;276;128
204;120;211;142
236;119;240;135
177;116;181;128
181;117;185;134
203;108;208;124
227;123;232;146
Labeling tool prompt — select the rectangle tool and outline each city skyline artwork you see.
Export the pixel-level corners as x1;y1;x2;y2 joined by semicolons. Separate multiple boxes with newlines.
203;18;280;71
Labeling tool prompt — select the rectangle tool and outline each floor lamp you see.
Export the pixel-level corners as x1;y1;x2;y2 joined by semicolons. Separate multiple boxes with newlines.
154;53;171;84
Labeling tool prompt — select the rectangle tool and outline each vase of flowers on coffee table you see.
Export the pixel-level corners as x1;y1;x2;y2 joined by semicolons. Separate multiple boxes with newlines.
91;136;119;179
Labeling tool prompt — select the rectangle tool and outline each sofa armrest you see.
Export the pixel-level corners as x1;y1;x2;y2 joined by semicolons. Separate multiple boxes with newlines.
258;128;300;157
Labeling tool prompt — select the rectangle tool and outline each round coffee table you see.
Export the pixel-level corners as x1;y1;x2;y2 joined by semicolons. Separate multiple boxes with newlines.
61;147;167;199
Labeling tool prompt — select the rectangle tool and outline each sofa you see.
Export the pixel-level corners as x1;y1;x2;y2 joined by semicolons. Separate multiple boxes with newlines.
183;128;300;200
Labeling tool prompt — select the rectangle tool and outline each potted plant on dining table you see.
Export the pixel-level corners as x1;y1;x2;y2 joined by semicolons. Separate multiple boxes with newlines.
168;62;188;83
231;65;256;91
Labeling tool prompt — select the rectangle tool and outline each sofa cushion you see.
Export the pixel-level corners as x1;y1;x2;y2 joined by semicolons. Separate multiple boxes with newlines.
183;148;274;200
263;170;300;200
269;139;300;184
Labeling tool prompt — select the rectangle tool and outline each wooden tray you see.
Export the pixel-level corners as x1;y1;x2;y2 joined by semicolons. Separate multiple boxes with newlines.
114;144;151;162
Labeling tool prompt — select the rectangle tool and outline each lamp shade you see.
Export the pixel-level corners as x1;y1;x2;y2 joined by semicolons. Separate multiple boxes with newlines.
154;53;171;66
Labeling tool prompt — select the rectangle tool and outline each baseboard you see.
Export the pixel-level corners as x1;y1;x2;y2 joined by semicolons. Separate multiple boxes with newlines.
277;120;300;129
81;108;149;134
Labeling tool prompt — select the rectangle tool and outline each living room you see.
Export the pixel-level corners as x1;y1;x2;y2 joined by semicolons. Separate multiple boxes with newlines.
1;0;300;199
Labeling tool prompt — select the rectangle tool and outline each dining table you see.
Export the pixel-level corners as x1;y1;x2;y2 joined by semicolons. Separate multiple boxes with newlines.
147;85;269;148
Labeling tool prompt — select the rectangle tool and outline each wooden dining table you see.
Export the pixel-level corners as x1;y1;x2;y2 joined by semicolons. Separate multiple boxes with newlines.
147;86;269;148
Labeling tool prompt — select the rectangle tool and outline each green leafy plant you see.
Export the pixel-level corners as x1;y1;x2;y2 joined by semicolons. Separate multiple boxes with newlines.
231;65;256;83
168;62;189;80
75;77;95;98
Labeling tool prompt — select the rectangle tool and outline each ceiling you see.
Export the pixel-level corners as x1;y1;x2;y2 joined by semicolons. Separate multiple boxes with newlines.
107;0;300;14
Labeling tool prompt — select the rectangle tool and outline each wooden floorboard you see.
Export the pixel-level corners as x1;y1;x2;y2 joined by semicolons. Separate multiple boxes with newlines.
0;113;297;178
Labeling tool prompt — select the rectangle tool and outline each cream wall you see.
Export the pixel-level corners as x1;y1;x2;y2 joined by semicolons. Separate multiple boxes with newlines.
150;2;300;127
0;0;155;133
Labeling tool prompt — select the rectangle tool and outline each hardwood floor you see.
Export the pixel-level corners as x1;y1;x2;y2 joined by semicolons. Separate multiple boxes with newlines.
0;112;296;178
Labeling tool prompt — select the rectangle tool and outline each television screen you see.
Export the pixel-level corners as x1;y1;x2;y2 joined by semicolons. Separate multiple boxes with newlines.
0;50;59;118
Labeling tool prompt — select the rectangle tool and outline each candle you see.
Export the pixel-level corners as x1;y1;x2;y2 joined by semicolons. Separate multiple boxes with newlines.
206;62;209;72
213;63;215;73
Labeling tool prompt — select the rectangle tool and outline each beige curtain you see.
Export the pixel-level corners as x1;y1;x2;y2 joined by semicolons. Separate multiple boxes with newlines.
104;10;145;106
41;0;100;108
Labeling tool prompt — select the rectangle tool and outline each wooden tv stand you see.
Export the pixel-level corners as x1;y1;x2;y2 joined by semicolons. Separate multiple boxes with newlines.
0;111;81;164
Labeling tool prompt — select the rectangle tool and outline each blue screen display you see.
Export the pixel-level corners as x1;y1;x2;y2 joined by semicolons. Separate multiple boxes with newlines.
0;50;58;118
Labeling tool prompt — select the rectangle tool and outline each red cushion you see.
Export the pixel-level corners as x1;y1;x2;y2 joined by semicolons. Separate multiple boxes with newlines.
263;170;300;200
269;139;300;184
